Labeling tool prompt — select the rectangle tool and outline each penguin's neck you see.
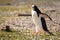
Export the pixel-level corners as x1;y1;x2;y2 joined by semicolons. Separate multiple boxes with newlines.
31;10;40;17
31;10;37;18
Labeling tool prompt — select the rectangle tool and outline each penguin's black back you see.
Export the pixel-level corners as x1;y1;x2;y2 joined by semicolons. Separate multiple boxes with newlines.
41;17;48;31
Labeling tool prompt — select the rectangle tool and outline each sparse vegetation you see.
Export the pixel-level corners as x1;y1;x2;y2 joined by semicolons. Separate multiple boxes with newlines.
0;6;31;12
0;29;60;40
0;0;60;40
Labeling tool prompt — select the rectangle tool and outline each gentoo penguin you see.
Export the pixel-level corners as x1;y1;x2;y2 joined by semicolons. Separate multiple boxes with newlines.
31;5;54;35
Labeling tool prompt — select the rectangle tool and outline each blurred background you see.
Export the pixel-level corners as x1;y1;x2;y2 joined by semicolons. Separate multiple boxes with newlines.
0;0;60;40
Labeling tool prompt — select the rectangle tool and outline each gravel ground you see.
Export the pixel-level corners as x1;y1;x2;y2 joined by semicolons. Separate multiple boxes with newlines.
0;11;60;33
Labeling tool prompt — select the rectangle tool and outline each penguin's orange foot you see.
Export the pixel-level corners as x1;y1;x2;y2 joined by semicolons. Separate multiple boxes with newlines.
31;31;39;36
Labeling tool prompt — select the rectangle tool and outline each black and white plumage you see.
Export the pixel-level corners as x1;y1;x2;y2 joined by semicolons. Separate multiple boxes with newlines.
31;5;54;35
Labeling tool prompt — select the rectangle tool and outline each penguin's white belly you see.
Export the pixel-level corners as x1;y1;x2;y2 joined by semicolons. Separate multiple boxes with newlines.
32;12;43;32
32;10;43;32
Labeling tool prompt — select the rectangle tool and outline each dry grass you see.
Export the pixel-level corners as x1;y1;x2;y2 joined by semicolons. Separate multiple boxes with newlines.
0;6;31;12
0;0;15;4
0;29;60;40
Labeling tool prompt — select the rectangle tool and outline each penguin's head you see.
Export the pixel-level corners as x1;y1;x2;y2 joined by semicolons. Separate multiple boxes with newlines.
32;4;41;13
32;5;37;11
32;5;42;17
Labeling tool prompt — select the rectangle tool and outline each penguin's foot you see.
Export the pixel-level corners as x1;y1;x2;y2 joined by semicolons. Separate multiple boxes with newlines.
31;31;45;36
31;31;39;36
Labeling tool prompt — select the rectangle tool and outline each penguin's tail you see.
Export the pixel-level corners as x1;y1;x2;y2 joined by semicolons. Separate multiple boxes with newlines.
46;30;55;36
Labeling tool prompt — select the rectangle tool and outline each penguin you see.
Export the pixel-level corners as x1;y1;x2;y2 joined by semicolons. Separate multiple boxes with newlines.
31;5;60;25
31;5;54;35
31;5;52;20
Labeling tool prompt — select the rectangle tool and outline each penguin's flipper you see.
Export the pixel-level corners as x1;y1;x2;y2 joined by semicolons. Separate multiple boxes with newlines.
40;13;60;25
41;13;52;21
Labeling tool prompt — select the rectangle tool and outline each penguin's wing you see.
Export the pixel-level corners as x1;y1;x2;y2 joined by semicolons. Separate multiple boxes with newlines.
40;13;60;25
40;13;52;20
